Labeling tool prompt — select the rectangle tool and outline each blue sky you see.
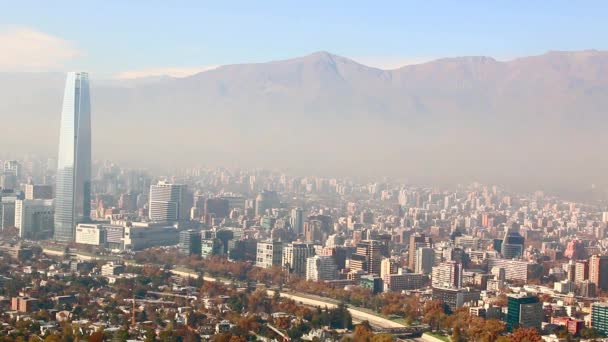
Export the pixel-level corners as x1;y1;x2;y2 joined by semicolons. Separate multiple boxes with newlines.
0;1;606;77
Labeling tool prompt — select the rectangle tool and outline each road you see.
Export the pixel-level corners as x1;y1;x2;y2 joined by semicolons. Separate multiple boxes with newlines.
267;290;405;329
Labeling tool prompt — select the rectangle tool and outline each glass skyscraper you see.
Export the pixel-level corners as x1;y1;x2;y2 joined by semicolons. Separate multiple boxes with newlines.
54;72;91;242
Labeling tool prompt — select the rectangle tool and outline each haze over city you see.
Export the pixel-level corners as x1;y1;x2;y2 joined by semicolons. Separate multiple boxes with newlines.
2;2;608;342
2;2;608;194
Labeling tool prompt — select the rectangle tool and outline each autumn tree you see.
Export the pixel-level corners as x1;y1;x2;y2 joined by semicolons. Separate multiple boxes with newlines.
507;327;542;342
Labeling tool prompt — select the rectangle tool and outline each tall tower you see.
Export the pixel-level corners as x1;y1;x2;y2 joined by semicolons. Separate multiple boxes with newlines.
54;72;92;242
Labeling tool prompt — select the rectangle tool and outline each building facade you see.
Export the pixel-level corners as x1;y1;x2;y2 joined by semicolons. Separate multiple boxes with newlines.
54;72;92;242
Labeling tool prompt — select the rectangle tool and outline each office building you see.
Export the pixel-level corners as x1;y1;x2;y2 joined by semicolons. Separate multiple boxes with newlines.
592;302;608;336
179;229;201;256
506;294;542;332
590;255;608;291
575;260;589;283
11;296;39;313
75;224;105;246
256;240;283;269
487;258;539;283
201;238;221;258
432;287;481;312
290;208;304;235
501;229;525;259
415;247;435;275
123;222;180;250
228;238;258;262
204;198;230;218
578;280;596;298
349;240;389;275
1;194;18;230
385;273;427;291
25;184;53;200
148;181;190;222
408;233;432;270
101;262;125;276
255;190;280;217
432;261;463;288
1;161;19;190
306;255;338;281
15;199;54;240
283;242;316;276
54;72;92;242
380;258;397;279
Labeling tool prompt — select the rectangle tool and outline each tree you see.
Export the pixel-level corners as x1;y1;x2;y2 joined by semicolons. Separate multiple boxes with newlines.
353;322;374;342
581;327;604;339
422;300;446;332
371;334;393;342
507;328;542;342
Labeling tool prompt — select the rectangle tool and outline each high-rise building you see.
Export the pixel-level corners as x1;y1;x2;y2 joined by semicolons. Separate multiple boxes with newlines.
590;255;608;291
592;302;608;335
0;193;18;230
204;198;230;218
54;72;92;242
575;260;589;284
282;242;316;276
25;184;53;200
179;230;202;256
380;258;397;279
432;261;463;288
506;294;542;332
408;233;432;270
148;181;189;222
290;208;304;235
415;247;435;275
256;240;283;269
255;190;280;217
349;240;389;275
501;225;525;259
1;161;20;190
15;199;54;240
306;255;338;281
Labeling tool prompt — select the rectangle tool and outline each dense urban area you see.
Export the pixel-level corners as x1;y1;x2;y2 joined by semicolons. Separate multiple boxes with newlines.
2;150;608;342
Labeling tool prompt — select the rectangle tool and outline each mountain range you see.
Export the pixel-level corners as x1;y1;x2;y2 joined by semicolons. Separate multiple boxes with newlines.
2;50;608;190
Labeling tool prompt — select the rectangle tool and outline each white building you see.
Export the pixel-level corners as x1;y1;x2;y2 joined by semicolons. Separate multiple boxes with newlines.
123;222;180;250
306;255;337;281
15;199;54;240
282;242;316;276
148;181;189;222
75;224;104;246
256;241;283;269
101;262;125;276
432;261;463;288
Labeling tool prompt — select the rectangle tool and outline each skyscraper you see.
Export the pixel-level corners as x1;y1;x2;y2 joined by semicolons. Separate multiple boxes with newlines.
290;207;304;235
54;72;91;242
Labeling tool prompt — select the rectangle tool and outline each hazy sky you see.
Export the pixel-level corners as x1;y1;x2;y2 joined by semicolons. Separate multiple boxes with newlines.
0;1;607;77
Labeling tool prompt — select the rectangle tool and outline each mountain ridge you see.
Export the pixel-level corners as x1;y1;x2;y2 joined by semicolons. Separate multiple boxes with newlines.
1;49;607;188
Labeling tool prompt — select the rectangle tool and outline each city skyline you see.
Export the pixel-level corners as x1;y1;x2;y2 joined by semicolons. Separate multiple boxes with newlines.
0;4;607;340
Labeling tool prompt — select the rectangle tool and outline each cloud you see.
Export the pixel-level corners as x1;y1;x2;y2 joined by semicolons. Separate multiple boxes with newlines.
115;65;221;79
354;56;435;69
0;27;83;71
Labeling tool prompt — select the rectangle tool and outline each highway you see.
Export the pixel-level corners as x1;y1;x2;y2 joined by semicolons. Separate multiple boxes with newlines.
267;289;405;329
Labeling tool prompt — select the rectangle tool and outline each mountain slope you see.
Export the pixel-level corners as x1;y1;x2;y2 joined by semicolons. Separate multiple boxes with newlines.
1;50;607;187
